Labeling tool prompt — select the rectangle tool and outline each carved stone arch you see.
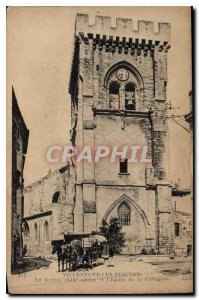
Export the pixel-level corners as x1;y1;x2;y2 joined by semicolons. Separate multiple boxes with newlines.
103;194;150;229
104;61;144;91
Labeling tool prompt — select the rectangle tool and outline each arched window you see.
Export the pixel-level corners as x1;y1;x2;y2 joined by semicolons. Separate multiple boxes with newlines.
44;221;49;241
34;223;38;242
23;222;30;238
125;82;136;110
118;202;130;226
52;191;60;203
109;81;120;95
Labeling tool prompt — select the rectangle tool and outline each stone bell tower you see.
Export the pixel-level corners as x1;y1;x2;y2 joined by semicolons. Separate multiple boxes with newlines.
69;14;173;253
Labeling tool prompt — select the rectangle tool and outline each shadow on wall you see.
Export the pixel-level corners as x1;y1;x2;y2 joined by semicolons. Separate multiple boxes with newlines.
11;257;52;274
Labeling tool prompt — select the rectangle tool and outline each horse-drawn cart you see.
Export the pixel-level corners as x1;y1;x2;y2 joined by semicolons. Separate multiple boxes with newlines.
52;232;107;272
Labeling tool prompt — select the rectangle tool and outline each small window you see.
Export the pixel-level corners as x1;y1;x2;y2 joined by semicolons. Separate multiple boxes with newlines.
52;191;60;203
96;64;99;71
34;223;38;241
109;81;120;95
44;221;49;241
174;222;180;237
118;202;130;226
120;159;128;174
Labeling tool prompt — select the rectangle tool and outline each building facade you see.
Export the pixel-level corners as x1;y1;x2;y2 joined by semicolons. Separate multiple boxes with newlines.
69;14;173;254
172;185;192;256
23;165;75;257
173;210;192;256
12;88;29;270
24;15;193;257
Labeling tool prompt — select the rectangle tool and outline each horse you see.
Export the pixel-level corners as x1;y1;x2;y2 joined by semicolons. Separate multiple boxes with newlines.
52;244;72;272
52;244;64;271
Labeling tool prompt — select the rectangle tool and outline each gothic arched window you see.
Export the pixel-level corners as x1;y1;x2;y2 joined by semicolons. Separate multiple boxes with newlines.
125;82;136;110
52;191;60;203
34;223;38;242
118;202;131;226
44;221;49;241
109;81;120;95
23;222;30;238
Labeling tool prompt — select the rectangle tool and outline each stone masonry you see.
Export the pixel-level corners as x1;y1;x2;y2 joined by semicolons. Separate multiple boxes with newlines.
24;14;175;256
23;164;75;257
68;14;173;254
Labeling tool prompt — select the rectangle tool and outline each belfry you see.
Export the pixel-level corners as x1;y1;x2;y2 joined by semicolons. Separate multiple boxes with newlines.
69;14;173;253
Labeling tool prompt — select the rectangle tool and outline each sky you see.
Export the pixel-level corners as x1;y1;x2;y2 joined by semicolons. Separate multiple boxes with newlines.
7;6;192;188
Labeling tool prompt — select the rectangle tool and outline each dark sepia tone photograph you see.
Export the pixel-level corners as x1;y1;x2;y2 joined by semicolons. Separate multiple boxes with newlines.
7;6;193;294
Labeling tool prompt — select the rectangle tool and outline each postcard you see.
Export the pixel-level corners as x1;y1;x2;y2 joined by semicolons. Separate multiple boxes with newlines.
7;6;193;294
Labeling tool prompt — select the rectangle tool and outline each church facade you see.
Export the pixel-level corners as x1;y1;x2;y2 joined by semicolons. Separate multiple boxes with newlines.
24;14;175;255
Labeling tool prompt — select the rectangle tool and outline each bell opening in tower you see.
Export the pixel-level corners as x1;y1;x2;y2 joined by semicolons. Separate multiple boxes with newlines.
125;82;136;110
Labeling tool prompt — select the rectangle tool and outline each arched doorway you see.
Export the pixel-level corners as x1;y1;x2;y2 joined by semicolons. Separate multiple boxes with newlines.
34;223;38;256
44;221;49;255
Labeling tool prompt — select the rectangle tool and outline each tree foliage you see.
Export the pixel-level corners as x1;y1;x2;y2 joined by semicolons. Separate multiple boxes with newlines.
99;217;126;254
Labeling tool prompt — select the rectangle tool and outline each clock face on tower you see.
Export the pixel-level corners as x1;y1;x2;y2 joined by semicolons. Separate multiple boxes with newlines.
116;68;129;81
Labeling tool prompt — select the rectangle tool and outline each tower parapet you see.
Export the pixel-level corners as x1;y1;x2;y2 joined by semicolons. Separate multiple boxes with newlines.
75;14;170;45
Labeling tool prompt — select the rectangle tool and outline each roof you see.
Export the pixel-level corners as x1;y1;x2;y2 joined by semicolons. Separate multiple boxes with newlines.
24;163;70;190
23;210;52;221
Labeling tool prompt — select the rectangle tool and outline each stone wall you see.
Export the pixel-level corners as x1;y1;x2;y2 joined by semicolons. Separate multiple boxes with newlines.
23;164;75;257
173;211;192;256
23;213;52;257
172;194;192;256
12;88;29;270
68;14;173;253
94;113;153;184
